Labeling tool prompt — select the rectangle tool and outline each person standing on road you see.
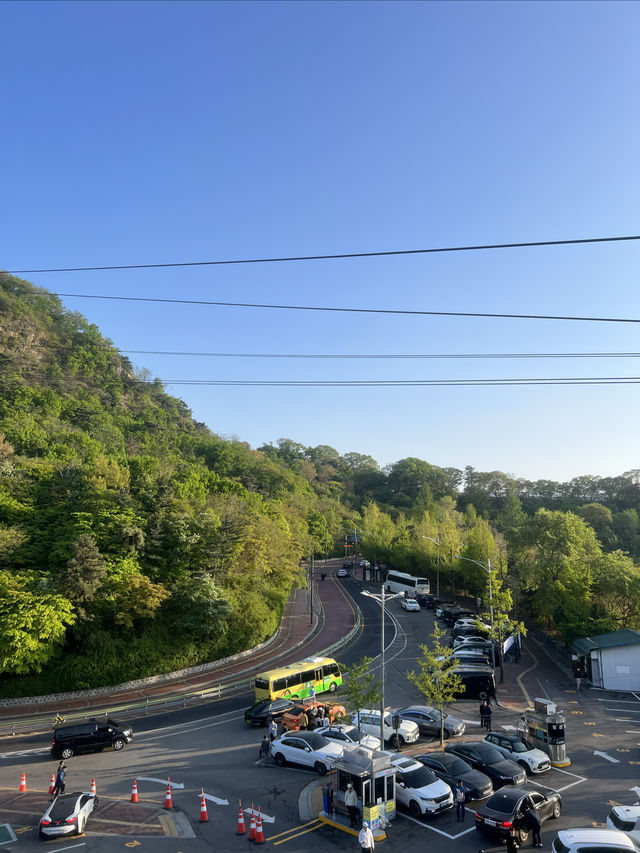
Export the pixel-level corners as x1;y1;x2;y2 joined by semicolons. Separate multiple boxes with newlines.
358;820;375;852
269;718;278;741
259;734;270;760
454;779;467;822
299;710;309;731
479;699;492;730
345;782;359;828
52;762;66;798
309;685;316;701
324;780;335;817
573;665;582;691
522;800;543;847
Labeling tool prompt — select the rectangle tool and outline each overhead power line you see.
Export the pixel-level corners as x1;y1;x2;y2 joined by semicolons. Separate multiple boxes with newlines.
120;349;640;360
146;376;640;387
8;233;640;274
50;291;640;324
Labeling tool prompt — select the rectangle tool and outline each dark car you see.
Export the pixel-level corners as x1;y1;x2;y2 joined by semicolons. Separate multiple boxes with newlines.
417;751;494;801
396;705;465;738
415;594;434;608
444;741;527;788
450;662;497;698
51;719;133;759
475;784;562;842
39;791;98;839
244;698;295;727
443;608;475;627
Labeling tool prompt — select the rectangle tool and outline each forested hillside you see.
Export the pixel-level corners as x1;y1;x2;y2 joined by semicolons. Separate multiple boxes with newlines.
2;272;640;696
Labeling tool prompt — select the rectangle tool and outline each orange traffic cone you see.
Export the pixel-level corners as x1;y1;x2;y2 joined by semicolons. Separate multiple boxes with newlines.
255;808;265;845
199;789;209;823
19;772;26;792
48;773;55;795
249;804;256;840
236;800;246;834
164;778;173;810
130;780;139;803
90;778;97;796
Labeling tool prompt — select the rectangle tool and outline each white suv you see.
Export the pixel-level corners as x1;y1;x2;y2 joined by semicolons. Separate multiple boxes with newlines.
388;753;453;818
351;710;419;747
607;807;640;841
552;829;640;853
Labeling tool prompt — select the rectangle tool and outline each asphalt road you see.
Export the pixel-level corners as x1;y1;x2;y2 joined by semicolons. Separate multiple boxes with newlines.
1;571;639;852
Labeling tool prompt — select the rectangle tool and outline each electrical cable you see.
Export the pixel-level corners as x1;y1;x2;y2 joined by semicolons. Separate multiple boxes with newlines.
118;349;640;360
7;233;640;273
144;376;640;387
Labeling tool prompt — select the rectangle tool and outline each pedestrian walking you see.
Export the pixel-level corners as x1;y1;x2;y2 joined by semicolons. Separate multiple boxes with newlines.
479;699;492;730
454;779;467;822
52;762;66;798
358;821;375;852
573;665;582;691
269;718;278;741
259;734;270;759
299;710;309;731
345;782;359;828
523;800;543;847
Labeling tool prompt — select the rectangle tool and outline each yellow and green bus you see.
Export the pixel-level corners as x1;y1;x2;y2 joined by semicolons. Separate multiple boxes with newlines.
254;656;342;701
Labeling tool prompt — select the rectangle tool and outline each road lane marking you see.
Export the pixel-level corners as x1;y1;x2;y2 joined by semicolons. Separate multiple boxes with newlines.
398;812;475;837
594;750;620;763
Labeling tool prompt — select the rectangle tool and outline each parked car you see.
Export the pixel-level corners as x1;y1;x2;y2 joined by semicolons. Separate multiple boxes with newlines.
435;601;458;618
400;598;421;612
244;698;295;727
320;723;380;751
443;608;475;627
475;784;562;842
453;634;494;648
51;719;133;759
39;792;98;839
551;829;640;853
444;741;527;788
416;751;494;801
452;648;492;664
388;753;454;818
281;701;346;731
449;662;497;698
452;624;491;640
351;710;420;748
607;806;640;841
416;594;435;608
483;732;551;774
396;705;465;739
270;730;346;774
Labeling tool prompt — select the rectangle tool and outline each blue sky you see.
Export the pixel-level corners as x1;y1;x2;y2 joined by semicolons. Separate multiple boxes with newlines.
2;0;640;482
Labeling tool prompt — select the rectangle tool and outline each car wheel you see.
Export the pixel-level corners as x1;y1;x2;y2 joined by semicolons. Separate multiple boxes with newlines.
314;761;328;776
93;797;99;809
553;801;561;819
518;761;530;774
518;827;530;844
274;753;286;767
391;734;405;749
61;747;74;759
409;800;423;819
112;739;125;751
328;682;337;693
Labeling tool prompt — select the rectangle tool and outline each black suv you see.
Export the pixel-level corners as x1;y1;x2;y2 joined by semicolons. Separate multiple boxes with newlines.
51;718;133;759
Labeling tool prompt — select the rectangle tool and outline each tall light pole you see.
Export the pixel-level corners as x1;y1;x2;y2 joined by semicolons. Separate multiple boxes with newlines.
453;555;495;669
422;535;440;596
361;585;402;746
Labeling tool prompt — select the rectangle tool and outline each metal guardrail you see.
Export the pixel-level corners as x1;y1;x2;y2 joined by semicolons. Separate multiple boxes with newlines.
0;597;362;738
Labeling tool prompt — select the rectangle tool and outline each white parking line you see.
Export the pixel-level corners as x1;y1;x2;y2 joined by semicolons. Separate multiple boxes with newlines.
551;767;587;792
398;811;476;837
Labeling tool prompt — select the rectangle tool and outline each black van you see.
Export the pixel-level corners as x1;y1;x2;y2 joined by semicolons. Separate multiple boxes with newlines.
451;663;496;699
51;718;133;759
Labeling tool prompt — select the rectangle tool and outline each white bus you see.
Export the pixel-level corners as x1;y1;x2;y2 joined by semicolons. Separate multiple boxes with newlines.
385;570;430;597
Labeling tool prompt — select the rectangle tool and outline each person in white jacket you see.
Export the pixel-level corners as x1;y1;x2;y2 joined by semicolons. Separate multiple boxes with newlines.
344;782;359;827
358;821;374;852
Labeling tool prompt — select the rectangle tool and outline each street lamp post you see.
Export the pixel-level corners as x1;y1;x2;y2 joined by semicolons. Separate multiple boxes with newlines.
422;536;440;597
361;585;402;747
453;555;495;669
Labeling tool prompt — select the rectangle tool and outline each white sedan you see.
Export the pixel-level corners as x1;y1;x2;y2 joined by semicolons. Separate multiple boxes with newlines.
401;598;421;612
270;730;347;774
320;723;381;751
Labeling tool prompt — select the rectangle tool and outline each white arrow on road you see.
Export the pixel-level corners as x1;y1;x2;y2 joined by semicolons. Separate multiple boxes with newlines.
461;719;482;726
203;793;229;806
593;751;620;764
244;808;275;823
136;776;185;789
501;725;518;731
629;786;640;798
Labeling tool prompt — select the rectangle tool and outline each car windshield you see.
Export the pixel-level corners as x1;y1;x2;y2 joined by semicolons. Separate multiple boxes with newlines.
510;740;531;753
403;767;439;788
447;757;471;774
477;745;503;763
50;795;79;819
307;733;329;749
